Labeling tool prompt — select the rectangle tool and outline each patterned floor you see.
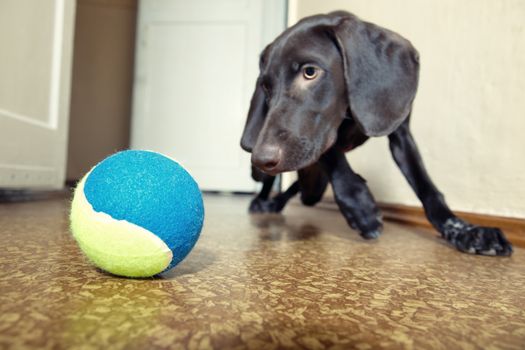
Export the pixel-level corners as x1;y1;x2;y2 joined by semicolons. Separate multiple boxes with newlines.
1;194;524;349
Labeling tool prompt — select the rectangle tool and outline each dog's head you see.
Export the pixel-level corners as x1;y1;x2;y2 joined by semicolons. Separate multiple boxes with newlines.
240;11;419;175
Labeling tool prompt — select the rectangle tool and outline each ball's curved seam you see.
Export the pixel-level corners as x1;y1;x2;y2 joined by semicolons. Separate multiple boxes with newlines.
83;150;205;256
71;176;173;277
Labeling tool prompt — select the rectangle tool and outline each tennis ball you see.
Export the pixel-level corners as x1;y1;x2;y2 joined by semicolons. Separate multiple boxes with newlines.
70;150;204;278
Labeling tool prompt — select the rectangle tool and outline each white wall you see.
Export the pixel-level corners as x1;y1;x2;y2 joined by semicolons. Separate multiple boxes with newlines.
287;0;525;218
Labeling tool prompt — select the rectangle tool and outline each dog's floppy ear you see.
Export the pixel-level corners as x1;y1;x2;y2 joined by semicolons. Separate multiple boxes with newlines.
332;13;419;136
240;77;267;152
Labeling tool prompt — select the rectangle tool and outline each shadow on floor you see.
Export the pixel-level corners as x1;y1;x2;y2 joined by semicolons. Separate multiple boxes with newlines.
159;247;217;279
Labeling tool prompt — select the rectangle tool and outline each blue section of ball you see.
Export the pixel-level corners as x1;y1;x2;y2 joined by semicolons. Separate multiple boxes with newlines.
83;150;204;269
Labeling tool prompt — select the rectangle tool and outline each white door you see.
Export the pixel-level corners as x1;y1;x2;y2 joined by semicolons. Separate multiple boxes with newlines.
0;0;76;189
131;0;286;192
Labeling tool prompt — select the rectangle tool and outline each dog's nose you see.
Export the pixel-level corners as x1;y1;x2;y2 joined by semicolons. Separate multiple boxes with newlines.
252;144;282;172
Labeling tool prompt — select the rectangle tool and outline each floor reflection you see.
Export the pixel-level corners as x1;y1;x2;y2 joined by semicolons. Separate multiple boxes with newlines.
249;214;322;242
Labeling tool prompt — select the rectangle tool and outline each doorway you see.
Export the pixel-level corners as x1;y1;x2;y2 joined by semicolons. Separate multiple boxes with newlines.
131;0;287;192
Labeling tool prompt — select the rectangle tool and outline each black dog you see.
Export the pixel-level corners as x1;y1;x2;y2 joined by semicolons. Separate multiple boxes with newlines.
240;11;512;256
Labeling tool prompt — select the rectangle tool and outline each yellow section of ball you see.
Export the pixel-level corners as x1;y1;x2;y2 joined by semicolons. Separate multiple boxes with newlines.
70;176;173;277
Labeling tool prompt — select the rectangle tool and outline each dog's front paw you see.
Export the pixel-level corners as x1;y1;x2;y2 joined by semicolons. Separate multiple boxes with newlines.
249;197;285;214
441;218;513;256
361;229;381;240
350;211;383;240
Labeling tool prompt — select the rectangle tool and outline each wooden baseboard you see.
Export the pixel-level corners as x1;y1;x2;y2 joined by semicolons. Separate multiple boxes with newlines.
379;203;525;248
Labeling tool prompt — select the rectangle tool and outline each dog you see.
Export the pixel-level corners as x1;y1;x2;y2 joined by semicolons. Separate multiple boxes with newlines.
240;11;512;256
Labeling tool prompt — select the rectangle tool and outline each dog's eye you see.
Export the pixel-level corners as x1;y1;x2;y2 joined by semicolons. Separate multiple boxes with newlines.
302;66;318;80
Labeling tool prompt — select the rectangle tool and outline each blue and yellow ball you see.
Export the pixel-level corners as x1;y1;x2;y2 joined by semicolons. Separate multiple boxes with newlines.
70;150;204;277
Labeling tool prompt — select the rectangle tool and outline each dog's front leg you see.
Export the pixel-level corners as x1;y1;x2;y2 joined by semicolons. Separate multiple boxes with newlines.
249;168;300;213
321;148;383;239
388;120;512;256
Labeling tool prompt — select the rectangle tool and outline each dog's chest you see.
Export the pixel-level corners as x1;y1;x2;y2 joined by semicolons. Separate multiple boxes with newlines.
337;119;369;152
